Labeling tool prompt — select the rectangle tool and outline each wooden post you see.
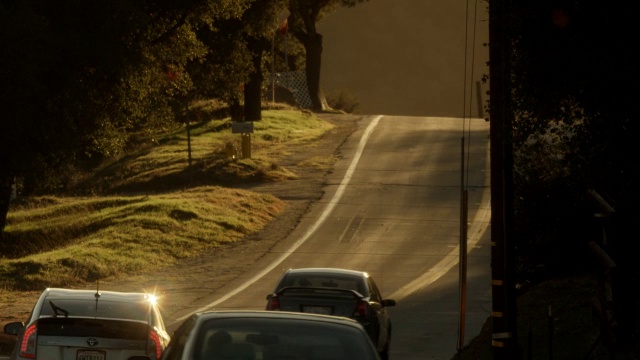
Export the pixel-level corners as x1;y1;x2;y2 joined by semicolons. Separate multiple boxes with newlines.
489;0;518;357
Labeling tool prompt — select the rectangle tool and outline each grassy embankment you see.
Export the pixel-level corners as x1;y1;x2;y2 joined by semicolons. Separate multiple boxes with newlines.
0;107;335;292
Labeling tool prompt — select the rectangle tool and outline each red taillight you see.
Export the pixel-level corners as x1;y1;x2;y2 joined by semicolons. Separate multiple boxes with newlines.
20;324;37;359
266;296;280;310
353;300;370;320
148;329;162;360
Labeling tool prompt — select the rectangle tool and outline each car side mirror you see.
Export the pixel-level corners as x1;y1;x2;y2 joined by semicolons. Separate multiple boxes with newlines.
381;299;396;307
4;321;25;335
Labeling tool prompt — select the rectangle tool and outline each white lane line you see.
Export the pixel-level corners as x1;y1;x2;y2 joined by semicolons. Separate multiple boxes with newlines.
171;115;384;324
387;200;491;301
387;147;492;301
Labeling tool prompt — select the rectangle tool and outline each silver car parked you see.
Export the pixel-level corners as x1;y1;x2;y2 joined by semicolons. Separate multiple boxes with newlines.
3;287;170;360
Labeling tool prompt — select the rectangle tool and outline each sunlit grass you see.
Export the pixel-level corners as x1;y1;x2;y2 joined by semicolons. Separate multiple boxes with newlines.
85;109;334;192
0;108;333;291
1;187;284;291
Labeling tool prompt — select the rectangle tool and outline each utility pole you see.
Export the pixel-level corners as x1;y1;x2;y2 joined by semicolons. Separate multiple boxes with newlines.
489;0;518;358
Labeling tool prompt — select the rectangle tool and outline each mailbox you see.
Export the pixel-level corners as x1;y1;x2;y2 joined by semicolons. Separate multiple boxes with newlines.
231;122;254;134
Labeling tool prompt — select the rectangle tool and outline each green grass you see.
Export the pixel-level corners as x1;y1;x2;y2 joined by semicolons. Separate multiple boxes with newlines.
78;109;334;193
0;108;333;292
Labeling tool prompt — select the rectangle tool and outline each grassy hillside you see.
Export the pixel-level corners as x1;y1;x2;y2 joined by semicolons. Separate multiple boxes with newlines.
0;107;335;291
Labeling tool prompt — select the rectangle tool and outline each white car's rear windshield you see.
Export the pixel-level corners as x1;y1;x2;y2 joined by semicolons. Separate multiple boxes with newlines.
40;299;149;321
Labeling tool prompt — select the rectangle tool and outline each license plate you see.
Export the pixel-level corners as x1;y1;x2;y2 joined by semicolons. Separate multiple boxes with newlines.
302;306;332;315
77;350;105;360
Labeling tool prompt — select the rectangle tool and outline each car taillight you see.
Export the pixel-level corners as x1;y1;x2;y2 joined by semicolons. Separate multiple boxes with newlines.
148;329;162;360
352;300;370;321
20;324;37;359
266;296;280;310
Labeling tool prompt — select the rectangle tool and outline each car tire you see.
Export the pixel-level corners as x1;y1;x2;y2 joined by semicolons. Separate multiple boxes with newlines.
379;341;390;360
379;326;391;360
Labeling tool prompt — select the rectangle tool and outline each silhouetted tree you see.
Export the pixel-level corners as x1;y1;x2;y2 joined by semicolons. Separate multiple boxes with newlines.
0;0;249;235
242;0;289;121
506;3;638;347
505;1;637;261
287;0;368;111
187;1;288;122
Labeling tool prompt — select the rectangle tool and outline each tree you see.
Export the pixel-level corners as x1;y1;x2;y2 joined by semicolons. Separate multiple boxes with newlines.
505;3;639;350
240;0;289;121
510;1;636;189
505;1;638;268
0;0;248;235
185;1;289;122
286;0;368;111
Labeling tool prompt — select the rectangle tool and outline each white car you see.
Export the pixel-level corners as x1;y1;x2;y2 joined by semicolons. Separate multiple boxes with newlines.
3;287;170;360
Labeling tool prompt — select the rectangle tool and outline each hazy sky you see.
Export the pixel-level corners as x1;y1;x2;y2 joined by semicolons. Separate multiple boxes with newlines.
317;0;489;118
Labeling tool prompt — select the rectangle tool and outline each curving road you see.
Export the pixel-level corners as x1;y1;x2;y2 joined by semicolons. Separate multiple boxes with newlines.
168;115;492;360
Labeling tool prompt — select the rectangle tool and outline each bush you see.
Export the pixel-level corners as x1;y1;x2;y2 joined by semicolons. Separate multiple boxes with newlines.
325;90;360;114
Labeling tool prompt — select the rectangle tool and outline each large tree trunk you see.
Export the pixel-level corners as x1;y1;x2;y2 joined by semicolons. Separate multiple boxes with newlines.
244;39;265;122
303;33;324;111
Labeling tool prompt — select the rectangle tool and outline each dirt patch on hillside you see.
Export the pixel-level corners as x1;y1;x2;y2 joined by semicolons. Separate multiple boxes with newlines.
0;112;362;355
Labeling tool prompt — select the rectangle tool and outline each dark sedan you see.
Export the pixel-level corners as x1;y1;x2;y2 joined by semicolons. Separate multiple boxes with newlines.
265;268;396;360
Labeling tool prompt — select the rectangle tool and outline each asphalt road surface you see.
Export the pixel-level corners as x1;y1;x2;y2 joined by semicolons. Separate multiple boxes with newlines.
167;115;492;360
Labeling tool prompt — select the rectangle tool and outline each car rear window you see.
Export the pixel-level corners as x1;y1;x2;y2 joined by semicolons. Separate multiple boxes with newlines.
280;274;366;295
39;299;150;321
193;317;376;360
37;317;149;340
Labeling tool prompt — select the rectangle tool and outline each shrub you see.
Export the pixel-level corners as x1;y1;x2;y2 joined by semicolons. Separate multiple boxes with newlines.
325;90;360;114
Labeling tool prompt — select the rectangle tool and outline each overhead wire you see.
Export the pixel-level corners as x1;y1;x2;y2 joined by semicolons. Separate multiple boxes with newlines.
458;0;481;356
463;0;481;189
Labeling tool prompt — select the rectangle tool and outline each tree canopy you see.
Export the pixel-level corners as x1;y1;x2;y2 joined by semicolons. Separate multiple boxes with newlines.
505;1;637;259
286;0;368;110
0;0;362;234
0;0;252;231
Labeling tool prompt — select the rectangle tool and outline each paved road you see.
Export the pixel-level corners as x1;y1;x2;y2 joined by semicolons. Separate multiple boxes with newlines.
168;115;492;359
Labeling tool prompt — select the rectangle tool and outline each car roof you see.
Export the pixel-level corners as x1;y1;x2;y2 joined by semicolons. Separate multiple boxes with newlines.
193;310;364;326
283;267;369;277
42;287;155;303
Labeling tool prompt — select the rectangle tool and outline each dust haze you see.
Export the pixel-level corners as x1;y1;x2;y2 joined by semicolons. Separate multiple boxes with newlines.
317;0;489;118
